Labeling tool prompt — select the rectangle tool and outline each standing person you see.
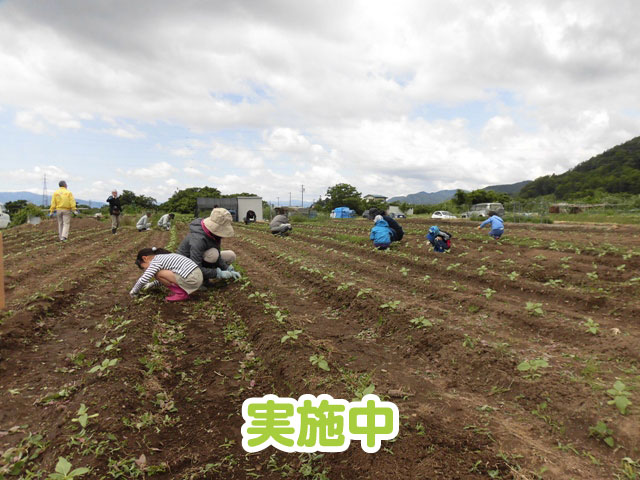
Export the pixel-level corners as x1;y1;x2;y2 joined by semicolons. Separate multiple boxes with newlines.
478;211;505;239
106;190;122;234
130;247;203;302
269;210;292;236
157;213;174;231
369;215;392;250
177;208;240;285
137;212;152;232
370;208;404;242
49;180;79;242
425;225;452;253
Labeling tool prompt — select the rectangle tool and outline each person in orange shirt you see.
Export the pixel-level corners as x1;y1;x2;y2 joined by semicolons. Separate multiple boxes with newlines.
49;180;79;241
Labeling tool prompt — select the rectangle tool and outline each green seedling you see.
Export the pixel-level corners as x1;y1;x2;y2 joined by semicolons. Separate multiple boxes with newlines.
446;263;460;271
337;282;355;292
501;258;515;265
47;457;90;479
309;354;330;371
586;271;598;280
508;271;520;281
352;383;375;402
583;318;600;335
322;272;335;280
379;300;400;311
517;358;549;379
462;335;475;349
104;334;126;352
476;265;487;276
88;358;118;374
589;421;614;448
399;267;410;276
409;316;433;329
71;404;99;429
482;288;496;299
544;279;563;287
422;275;431;283
281;329;303;343
607;380;632;415
274;310;288;324
356;288;372;298
525;302;544;316
616;264;626;271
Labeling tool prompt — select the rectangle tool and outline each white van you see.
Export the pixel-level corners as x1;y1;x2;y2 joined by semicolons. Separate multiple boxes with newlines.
461;202;505;218
0;203;10;229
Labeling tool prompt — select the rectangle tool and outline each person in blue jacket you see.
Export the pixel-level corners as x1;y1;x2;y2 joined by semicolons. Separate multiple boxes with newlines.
369;215;392;250
425;225;452;252
478;211;504;239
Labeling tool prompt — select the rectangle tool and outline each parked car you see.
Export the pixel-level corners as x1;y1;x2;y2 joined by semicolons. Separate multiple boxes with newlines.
431;211;457;219
396;214;406;218
0;203;11;229
461;202;505;218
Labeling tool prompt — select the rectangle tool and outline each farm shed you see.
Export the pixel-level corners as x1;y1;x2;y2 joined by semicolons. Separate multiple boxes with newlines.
196;196;263;222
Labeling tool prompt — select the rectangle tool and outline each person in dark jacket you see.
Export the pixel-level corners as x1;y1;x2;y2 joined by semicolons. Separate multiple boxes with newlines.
106;190;122;234
369;215;392;250
369;208;404;242
425;225;452;253
176;208;240;285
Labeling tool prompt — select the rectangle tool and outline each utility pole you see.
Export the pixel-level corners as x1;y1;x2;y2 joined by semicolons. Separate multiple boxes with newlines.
42;174;47;207
301;184;305;208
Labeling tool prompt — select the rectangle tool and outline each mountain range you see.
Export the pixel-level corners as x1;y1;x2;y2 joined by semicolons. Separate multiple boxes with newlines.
387;180;532;205
0;191;106;207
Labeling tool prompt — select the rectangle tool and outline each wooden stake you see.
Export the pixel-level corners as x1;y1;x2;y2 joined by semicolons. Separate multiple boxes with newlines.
0;232;4;310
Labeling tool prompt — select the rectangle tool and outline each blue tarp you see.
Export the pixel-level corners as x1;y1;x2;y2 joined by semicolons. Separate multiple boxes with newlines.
332;206;355;218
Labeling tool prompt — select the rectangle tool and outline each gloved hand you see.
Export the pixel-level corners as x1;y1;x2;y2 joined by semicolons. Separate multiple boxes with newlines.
143;283;155;290
216;267;241;281
129;289;137;298
48;212;55;218
74;210;80;216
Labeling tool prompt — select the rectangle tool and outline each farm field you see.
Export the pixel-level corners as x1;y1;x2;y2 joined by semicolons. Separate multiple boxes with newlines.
1;217;640;479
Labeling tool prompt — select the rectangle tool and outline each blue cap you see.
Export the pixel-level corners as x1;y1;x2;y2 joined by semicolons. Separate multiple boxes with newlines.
428;226;439;235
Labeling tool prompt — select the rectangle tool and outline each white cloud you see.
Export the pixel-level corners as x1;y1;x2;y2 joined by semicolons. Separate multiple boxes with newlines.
126;162;177;179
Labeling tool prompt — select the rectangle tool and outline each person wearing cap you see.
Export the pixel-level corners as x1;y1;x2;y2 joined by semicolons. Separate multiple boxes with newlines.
369;208;404;242
425;225;452;253
157;213;175;231
176;208;241;284
106;190;122;234
49;180;79;241
369;214;392;250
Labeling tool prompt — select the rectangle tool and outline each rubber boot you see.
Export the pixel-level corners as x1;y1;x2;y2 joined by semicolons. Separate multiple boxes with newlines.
165;283;189;302
112;228;117;234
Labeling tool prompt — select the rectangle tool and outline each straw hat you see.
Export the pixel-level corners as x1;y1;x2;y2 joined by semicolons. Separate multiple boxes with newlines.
203;208;235;238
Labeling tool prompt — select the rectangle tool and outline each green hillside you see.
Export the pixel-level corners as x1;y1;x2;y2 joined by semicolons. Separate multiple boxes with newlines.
520;136;640;199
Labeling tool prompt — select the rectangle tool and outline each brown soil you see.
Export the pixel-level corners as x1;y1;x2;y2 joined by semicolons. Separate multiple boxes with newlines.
1;217;639;479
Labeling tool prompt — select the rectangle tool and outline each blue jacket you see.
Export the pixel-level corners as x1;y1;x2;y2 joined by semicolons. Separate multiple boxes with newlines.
370;219;392;245
479;215;504;230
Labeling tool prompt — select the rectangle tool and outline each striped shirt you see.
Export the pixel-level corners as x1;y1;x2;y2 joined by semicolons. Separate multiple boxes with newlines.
132;253;198;294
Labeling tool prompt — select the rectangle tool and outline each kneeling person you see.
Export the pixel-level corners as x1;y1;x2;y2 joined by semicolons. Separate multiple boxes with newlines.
270;213;292;236
370;215;392;250
130;247;203;302
425;226;452;253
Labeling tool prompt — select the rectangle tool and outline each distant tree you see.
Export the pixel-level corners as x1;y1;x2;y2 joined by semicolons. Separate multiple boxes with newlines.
119;189;157;209
10;202;45;225
325;183;363;213
453;189;468;206
4;200;28;215
161;186;221;214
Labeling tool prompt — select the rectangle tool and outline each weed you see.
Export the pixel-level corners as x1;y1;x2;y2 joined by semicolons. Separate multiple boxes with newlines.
583;318;600;335
281;329;303;343
607;380;632;414
356;288;372;298
525;302;544;316
309;354;330;371
462;335;476;349
379;300;400;311
47;457;90;479
482;288;496;299
517;358;549;379
589;421;614;448
409;316;433;329
337;282;355;291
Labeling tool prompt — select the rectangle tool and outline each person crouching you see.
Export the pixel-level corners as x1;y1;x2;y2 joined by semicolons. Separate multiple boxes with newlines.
369;215;392;250
425;226;452;253
130;247;203;302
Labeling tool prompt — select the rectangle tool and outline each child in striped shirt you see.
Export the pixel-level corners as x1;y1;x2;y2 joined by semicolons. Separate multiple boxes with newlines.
130;247;203;302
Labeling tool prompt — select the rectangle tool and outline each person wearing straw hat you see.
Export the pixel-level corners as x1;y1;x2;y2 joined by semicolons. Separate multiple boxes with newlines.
176;207;240;284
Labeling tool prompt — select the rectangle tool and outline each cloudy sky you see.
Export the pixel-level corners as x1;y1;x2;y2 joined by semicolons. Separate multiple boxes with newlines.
1;0;639;204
